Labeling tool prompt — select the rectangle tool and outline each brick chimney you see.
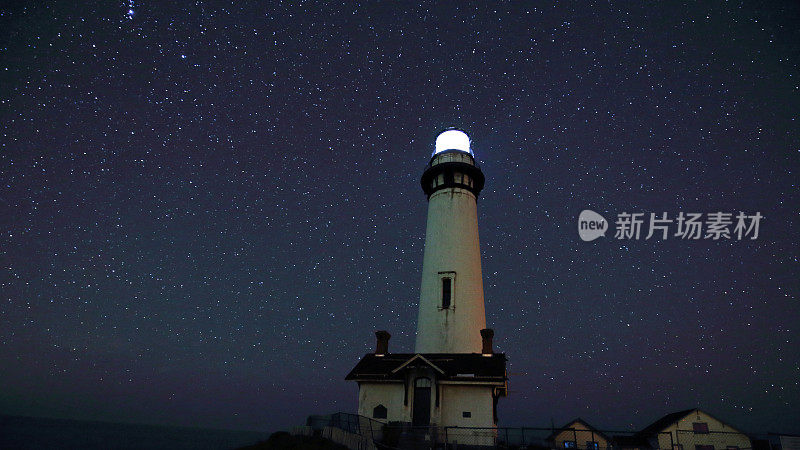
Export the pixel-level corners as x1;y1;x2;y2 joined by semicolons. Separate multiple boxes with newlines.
375;330;391;355
480;328;494;355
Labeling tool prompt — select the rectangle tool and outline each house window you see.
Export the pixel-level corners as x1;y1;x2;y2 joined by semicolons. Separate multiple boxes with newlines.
564;441;577;448
462;411;471;418
442;278;451;308
693;423;709;434
372;404;387;419
587;442;599;450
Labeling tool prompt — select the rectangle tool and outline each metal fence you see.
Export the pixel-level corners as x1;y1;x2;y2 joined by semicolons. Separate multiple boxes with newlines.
307;412;386;443
303;414;794;450
674;430;754;450
439;427;671;449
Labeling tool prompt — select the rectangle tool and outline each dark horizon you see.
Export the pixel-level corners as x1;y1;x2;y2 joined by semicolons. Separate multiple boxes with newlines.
1;0;798;436
0;413;271;449
0;412;269;434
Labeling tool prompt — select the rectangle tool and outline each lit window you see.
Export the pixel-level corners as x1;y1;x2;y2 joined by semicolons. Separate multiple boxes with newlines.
587;442;599;450
564;441;577;448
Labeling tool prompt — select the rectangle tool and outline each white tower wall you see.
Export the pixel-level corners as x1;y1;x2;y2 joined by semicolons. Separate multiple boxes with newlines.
415;134;488;354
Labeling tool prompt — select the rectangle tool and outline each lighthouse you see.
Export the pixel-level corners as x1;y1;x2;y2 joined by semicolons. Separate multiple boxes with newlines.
346;130;507;438
416;129;487;354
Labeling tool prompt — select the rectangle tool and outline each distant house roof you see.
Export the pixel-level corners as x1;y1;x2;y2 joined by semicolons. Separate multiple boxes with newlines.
636;408;745;437
546;418;612;442
345;353;507;383
636;409;698;438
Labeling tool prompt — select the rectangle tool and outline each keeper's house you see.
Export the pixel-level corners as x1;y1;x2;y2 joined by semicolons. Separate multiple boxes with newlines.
632;409;752;450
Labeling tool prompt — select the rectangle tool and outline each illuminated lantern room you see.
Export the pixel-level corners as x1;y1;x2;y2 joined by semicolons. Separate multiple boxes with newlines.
434;129;473;155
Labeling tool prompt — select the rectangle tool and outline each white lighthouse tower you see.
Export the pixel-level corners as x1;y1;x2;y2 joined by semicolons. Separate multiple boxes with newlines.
346;129;506;438
415;129;487;354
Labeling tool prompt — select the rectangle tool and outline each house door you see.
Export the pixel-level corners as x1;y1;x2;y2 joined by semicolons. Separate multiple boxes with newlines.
412;377;431;426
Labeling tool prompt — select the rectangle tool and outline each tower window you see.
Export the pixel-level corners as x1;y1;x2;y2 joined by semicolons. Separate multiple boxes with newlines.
438;271;455;310
442;278;451;309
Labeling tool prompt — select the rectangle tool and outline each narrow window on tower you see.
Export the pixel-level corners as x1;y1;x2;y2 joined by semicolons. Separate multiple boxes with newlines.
438;271;455;310
442;278;451;309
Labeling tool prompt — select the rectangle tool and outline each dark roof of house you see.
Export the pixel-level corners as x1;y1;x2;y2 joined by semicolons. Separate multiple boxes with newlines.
345;353;507;383
636;409;698;437
545;418;612;442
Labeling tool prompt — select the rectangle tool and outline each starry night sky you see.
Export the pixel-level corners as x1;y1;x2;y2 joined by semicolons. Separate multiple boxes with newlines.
1;0;798;435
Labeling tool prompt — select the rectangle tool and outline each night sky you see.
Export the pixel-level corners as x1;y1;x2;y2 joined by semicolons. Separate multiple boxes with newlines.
1;0;798;435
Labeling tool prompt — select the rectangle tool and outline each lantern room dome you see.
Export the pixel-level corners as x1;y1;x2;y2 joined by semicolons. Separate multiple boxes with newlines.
434;129;472;155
